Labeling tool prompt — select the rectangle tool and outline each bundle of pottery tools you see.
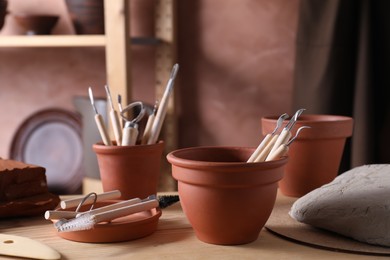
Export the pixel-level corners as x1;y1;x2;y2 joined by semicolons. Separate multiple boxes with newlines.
88;63;179;146
44;190;179;232
247;108;310;162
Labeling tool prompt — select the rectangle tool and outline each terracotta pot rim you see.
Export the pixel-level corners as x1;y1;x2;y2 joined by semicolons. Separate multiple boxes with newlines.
167;146;288;170
262;114;354;139
263;114;352;123
93;141;164;154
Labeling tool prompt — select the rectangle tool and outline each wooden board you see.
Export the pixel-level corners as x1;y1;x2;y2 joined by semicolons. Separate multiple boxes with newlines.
265;195;390;256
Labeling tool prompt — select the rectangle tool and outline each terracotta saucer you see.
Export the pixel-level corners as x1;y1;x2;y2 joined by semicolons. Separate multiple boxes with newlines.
52;201;162;243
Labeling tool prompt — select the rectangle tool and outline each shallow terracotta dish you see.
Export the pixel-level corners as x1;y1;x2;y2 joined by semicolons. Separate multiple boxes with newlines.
52;201;162;243
167;146;288;245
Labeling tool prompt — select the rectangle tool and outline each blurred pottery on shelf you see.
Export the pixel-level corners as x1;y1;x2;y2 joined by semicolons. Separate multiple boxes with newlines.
65;0;104;34
262;114;354;197
0;0;8;30
13;14;59;35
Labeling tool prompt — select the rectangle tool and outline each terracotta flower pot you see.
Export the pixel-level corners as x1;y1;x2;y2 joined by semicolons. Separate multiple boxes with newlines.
93;141;164;200
262;114;354;197
167;146;287;245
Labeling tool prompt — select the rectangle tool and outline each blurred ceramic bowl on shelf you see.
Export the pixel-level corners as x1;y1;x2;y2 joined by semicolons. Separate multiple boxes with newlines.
0;0;7;30
13;14;59;35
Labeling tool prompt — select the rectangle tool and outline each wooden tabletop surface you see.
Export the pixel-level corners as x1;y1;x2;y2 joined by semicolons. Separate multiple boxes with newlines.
0;192;385;260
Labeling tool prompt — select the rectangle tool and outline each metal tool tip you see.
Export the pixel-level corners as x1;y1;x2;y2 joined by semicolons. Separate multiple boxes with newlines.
170;63;179;79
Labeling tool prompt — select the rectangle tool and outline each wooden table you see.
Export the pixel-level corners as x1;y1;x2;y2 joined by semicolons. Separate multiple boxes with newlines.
0;192;384;259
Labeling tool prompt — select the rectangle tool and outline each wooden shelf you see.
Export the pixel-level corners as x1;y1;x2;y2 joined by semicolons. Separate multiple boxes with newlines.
0;35;106;47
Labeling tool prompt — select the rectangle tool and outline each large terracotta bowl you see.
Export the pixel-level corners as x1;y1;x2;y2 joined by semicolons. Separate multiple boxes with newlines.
167;146;288;245
262;114;353;197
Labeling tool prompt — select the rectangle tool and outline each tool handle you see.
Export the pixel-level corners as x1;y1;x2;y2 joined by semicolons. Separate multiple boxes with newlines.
93;199;159;224
60;190;121;209
121;126;139;146
44;210;78;220
247;134;272;162
265;144;289;161
147;82;173;144
268;128;291;158
254;134;279;162
141;113;155;144
77;197;142;217
95;114;112;146
110;110;122;145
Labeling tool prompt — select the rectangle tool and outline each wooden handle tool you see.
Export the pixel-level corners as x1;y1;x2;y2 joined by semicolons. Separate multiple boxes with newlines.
147;64;179;144
105;85;122;145
121;122;139;146
88;87;112;146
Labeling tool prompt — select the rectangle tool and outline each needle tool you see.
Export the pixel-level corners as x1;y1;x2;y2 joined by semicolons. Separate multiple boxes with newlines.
141;101;158;144
267;108;305;160
266;126;310;161
247;113;288;162
88;87;112;146
147;63;179;144
120;101;145;146
105;85;122;145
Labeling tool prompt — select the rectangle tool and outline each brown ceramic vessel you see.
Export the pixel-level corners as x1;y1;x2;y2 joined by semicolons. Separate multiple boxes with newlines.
167;146;287;245
93;141;164;200
262;114;354;197
13;14;59;35
65;0;104;34
0;0;7;30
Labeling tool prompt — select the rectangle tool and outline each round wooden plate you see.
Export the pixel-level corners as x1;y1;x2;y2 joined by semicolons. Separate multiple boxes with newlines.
9;108;83;194
265;195;390;256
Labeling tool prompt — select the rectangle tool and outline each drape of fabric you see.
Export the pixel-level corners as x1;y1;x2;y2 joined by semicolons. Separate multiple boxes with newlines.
292;0;390;171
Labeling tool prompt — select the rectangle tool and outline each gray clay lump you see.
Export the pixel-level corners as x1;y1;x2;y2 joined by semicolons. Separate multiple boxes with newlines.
289;164;390;247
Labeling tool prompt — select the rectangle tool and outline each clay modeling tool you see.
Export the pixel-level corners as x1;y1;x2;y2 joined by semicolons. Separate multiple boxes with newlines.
122;122;139;146
267;108;305;160
56;196;159;232
120;101;145;146
141;101;158;144
88;87;112;146
147;63;179;144
247;113;288;162
254;134;279;162
60;190;121;209
105;85;122;145
266;126;310;161
46;197;142;221
117;94;124;129
0;234;61;260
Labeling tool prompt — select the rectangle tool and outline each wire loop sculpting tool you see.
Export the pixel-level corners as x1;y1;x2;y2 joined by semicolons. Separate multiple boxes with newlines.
120;101;146;146
105;85;122;145
266;108;305;160
88;87;112;146
247;113;288;162
266;126;310;161
147;63;179;144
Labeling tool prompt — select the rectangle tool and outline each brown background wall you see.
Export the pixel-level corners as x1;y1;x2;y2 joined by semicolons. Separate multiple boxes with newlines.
0;0;299;160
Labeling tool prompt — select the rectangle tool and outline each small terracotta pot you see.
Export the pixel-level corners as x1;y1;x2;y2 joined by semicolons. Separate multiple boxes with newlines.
93;141;164;200
262;114;354;197
167;146;287;245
